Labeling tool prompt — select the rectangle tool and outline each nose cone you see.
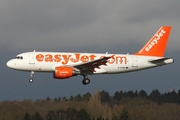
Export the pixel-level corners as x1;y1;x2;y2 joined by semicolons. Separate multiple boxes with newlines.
6;59;24;70
6;60;13;68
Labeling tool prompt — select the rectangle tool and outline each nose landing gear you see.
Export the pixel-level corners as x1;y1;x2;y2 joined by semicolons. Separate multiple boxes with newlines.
29;71;34;83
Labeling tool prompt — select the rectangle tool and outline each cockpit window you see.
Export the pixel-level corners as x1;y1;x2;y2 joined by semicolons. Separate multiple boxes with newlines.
14;56;23;59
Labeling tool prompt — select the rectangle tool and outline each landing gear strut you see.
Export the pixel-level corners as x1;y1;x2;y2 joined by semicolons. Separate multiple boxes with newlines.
29;71;34;83
82;75;90;85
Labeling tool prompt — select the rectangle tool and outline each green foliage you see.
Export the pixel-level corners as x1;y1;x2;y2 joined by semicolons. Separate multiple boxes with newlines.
54;97;58;102
62;96;68;101
46;108;91;120
100;90;111;103
23;112;43;120
46;109;74;120
120;108;130;120
112;116;119;120
31;112;43;120
74;94;82;102
45;97;51;102
69;96;74;101
77;109;91;120
82;92;91;102
138;90;148;98
113;91;123;101
96;116;105;120
23;113;31;120
1;89;180;119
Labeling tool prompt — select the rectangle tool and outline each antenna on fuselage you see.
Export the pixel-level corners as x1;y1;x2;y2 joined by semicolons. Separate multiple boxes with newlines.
33;50;36;52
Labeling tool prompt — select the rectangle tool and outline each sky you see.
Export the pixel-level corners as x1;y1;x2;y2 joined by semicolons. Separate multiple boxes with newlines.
1;0;180;101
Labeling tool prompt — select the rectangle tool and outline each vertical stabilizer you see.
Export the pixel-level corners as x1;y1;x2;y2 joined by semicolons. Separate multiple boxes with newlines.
135;26;171;57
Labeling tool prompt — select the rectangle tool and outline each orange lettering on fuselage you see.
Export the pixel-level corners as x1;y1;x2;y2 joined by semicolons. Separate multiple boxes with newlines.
35;53;127;65
62;55;72;65
116;56;127;64
36;54;44;62
54;55;61;62
108;55;115;64
70;53;80;63
89;54;96;60
81;55;89;63
45;54;53;62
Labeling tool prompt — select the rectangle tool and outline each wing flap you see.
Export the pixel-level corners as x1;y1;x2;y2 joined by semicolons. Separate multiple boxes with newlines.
73;54;114;73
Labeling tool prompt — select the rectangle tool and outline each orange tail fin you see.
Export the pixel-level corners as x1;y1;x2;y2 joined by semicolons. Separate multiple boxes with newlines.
135;26;171;57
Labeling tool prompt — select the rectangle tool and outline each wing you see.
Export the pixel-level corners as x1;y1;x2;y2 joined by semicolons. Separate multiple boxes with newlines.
73;54;115;73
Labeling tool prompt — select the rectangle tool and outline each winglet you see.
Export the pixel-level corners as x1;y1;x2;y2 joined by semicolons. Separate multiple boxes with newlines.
134;26;171;57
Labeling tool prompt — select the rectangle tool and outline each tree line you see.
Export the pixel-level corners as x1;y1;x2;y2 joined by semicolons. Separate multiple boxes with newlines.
53;89;180;104
0;89;180;120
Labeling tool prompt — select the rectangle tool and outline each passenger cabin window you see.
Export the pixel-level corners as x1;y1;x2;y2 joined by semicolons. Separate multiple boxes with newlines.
14;56;23;59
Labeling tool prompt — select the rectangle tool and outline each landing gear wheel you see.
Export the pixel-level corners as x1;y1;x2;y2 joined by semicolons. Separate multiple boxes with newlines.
85;79;90;84
29;71;34;83
29;78;33;83
82;78;90;85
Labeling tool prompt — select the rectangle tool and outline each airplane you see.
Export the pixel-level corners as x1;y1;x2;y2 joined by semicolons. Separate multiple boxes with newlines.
6;26;174;85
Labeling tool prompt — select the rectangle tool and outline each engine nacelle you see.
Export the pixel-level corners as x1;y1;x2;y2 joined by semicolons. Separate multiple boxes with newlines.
54;66;74;79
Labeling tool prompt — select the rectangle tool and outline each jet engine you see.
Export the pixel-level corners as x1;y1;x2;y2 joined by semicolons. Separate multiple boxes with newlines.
53;66;78;79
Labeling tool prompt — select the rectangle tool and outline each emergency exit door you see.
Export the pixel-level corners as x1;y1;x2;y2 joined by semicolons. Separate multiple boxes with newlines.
29;53;35;64
132;57;138;67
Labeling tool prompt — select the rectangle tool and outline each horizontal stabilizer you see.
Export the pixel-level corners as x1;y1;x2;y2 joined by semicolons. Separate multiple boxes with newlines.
148;58;174;64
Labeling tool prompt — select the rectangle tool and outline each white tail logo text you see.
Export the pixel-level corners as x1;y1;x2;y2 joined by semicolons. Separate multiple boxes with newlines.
145;29;166;51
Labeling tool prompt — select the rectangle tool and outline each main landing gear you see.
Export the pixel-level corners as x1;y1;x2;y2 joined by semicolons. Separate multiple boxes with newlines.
29;71;34;83
82;75;90;85
28;72;90;85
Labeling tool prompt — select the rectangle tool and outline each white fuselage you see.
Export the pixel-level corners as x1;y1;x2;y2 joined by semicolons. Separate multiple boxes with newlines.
6;52;173;74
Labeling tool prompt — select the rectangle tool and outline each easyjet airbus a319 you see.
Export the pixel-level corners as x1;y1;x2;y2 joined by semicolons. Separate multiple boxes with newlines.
7;26;174;85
